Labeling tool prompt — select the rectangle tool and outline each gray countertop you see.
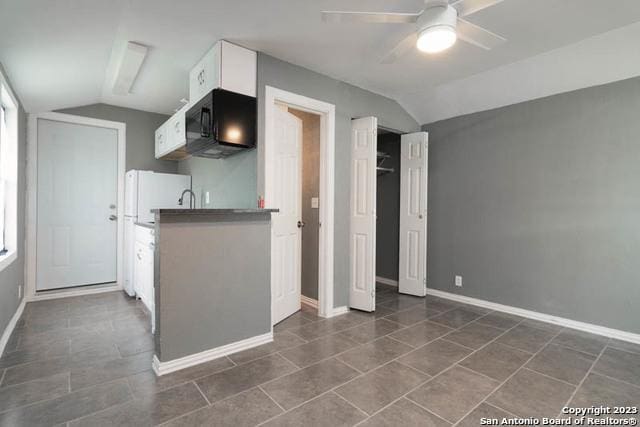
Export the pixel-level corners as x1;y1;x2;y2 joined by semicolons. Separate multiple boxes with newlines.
151;208;279;215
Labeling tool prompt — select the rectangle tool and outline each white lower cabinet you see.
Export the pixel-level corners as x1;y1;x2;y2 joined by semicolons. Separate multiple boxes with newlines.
134;225;155;332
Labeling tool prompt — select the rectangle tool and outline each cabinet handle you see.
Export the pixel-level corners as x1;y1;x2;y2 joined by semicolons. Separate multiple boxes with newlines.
136;253;142;260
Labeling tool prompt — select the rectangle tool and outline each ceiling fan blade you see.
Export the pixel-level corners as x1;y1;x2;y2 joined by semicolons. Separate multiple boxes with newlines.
456;18;506;50
381;33;418;64
450;0;504;17
321;11;420;24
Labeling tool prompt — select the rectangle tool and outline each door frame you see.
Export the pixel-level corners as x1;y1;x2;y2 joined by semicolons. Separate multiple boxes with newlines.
264;86;336;320
26;112;126;301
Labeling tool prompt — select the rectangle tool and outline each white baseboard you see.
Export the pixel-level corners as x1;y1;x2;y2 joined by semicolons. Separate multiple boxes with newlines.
152;332;273;376
330;306;349;317
426;288;640;345
0;299;25;356
301;295;318;309
28;283;122;301
376;276;398;287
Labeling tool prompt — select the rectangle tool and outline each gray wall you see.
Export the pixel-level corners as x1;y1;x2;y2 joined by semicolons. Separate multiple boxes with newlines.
155;213;271;361
290;109;320;300
423;76;640;334
179;53;419;307
0;64;26;349
257;54;419;307
376;133;401;282
57;103;176;174
177;151;256;209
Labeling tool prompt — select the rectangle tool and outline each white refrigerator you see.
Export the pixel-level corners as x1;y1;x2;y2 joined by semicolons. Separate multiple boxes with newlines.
123;170;191;296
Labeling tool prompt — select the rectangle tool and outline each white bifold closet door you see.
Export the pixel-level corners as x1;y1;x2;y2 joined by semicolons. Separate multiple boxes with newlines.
36;119;118;290
399;132;429;296
349;117;377;312
271;107;303;325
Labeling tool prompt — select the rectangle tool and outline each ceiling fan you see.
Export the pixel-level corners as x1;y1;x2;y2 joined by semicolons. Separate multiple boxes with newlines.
322;0;507;63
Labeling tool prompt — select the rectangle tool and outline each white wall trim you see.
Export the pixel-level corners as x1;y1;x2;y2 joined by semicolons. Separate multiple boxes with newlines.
27;283;120;302
264;86;336;321
329;306;350;317
152;332;273;376
427;288;640;345
0;298;25;356
376;276;398;287
26;112;126;298
300;295;318;309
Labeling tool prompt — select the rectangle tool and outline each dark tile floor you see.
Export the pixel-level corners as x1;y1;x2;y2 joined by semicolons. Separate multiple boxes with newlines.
1;284;639;426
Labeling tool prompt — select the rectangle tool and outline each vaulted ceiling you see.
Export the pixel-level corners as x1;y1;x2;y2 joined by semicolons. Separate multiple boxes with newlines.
1;0;640;123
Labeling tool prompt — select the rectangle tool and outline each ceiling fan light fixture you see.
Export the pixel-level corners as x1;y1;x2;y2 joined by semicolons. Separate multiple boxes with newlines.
417;25;457;53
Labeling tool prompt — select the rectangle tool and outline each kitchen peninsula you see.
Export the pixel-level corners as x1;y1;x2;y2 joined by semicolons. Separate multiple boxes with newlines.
150;208;277;375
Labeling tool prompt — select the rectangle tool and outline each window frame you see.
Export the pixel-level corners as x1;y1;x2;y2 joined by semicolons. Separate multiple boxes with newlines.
0;69;19;272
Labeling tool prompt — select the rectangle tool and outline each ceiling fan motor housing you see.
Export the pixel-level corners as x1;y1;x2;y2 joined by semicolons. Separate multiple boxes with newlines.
418;5;457;33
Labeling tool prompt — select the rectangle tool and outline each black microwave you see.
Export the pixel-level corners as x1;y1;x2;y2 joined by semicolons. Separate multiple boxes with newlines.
185;89;257;159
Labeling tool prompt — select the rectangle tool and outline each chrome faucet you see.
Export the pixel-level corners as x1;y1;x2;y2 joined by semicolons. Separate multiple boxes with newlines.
178;189;197;209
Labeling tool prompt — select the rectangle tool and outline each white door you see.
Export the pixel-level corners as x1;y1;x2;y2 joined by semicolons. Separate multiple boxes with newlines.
271;107;303;324
349;117;377;311
399;132;429;296
36;119;118;290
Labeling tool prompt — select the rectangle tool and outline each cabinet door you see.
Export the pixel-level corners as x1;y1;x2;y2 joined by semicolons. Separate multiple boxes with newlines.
189;46;219;104
202;44;220;96
154;124;167;159
220;41;256;97
133;241;146;299
167;109;186;152
188;59;207;104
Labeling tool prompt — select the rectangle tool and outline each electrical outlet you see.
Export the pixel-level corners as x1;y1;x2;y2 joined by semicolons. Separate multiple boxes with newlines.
455;275;462;287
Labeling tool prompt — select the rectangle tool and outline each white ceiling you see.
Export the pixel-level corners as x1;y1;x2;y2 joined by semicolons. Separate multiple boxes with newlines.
1;0;640;123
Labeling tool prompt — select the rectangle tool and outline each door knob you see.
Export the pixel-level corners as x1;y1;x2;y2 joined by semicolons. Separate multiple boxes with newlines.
109;215;117;221
297;221;305;228
419;214;423;219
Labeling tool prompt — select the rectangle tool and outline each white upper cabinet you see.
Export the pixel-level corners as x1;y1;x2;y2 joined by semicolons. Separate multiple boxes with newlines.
166;103;189;153
189;40;257;104
157;40;256;160
154;123;167;158
155;103;190;160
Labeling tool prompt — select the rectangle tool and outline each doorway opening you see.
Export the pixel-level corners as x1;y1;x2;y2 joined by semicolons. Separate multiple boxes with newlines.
264;86;336;325
349;117;429;312
375;128;401;297
272;104;322;324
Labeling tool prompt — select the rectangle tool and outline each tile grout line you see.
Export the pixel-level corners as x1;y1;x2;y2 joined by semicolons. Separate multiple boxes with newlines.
252;304;478;425
586;367;640;390
332;390;375;419
192;380;212;406
450;327;566;426
333;309;527;425
554;343;607;419
520;367;580;388
257;384;287;412
345;315;526;423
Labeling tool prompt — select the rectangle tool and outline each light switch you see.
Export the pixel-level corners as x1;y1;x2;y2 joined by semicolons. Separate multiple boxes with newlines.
311;197;319;209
